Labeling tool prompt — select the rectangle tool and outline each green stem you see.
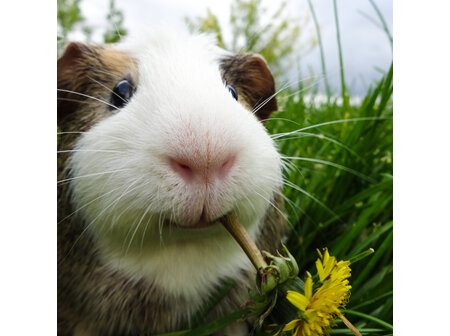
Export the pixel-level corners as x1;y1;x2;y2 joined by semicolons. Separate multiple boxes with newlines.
349;248;374;264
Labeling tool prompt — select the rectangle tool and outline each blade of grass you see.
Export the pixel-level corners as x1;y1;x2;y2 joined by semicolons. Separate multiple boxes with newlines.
307;0;331;101
351;264;392;303
329;328;385;335
332;195;392;256
344;309;393;331
350;290;393;310
368;0;393;47
350;221;393;255
357;10;383;30
333;0;348;109
352;230;393;288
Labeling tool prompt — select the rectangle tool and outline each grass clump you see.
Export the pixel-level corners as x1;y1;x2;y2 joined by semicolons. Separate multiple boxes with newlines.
263;63;393;334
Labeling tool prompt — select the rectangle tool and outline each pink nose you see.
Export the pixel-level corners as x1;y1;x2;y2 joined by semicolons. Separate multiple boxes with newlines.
169;155;235;183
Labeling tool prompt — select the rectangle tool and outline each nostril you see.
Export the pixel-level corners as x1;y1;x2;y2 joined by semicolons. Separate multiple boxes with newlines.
170;158;195;181
170;155;236;182
218;156;235;179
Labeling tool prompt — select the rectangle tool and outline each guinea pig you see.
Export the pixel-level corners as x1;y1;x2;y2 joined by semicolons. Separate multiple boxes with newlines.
57;28;287;336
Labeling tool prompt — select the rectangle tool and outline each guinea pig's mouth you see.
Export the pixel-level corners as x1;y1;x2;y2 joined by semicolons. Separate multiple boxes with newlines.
168;214;228;230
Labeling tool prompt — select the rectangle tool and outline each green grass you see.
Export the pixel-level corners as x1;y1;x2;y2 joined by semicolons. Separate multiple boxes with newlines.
263;64;393;334
258;1;393;332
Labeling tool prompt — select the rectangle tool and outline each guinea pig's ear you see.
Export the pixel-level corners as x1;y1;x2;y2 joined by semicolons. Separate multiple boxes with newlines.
57;42;92;124
220;54;277;121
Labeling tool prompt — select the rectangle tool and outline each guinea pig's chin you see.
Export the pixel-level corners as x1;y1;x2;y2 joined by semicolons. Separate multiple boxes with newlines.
166;210;233;231
169;217;219;230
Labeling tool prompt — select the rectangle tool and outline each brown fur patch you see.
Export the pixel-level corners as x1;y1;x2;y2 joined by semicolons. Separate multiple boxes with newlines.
57;42;138;127
220;54;278;121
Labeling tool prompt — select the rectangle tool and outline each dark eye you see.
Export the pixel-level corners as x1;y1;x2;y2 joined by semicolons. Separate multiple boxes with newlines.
226;85;238;101
111;79;134;109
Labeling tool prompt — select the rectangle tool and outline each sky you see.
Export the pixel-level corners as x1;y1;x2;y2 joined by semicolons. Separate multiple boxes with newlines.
76;0;393;95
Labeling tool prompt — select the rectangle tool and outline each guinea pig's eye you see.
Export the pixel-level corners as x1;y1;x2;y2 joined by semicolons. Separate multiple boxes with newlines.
111;79;134;109
226;85;238;101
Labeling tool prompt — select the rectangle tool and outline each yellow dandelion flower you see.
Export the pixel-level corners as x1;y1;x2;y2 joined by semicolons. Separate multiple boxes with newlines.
282;249;351;336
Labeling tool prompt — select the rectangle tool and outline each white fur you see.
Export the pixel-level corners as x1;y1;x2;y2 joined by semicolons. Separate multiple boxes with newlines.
69;29;282;307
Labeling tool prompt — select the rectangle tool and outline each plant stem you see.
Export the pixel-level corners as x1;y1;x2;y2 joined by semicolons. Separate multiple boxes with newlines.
349;248;375;264
338;313;362;336
221;214;267;270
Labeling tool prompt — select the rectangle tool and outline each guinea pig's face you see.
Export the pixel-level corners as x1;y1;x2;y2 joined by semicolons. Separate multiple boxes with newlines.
58;31;282;257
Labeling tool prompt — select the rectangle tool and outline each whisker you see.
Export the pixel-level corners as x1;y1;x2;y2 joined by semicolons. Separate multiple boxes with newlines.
271;188;299;223
57;97;91;105
239;192;258;219
158;212;164;247
57;149;122;154
282;179;341;222
256;174;326;229
275;75;329;103
252;81;294;115
252;74;326;116
259;117;302;126
271;116;391;140
121;214;141;257
87;75;128;104
167;211;175;245
101;180;151;238
250;184;288;222
109;179;149;227
280;158;305;179
274;132;361;159
89;67;118;77
57;168;130;184
57;185;123;224
140;211;153;254
57;131;135;145
124;203;153;258
58;178;148;266
57;88;119;110
270;188;310;235
281;156;375;183
156;187;165;245
57;131;86;135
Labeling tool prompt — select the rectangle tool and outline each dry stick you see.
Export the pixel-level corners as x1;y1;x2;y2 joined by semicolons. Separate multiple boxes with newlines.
221;214;267;270
339;313;362;336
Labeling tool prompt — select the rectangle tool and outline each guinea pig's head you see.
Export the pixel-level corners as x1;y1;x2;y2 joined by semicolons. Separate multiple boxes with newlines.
58;30;282;258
